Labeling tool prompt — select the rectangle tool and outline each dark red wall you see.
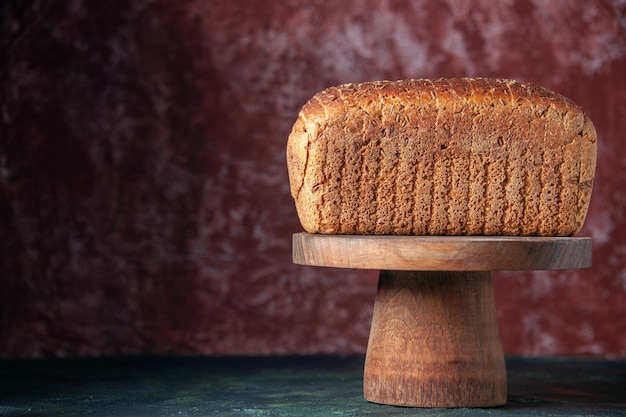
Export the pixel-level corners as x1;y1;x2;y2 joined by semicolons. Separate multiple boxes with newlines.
1;0;625;358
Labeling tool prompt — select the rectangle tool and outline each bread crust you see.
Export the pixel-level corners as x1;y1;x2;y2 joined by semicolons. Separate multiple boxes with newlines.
286;78;597;236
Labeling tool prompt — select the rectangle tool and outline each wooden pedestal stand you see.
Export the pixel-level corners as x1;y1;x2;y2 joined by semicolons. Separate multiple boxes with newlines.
292;233;592;408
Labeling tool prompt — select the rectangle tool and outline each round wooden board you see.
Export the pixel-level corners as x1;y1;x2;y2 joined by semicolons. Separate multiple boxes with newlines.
292;233;592;271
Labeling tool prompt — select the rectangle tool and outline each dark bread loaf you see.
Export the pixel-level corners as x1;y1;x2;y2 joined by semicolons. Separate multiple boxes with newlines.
287;78;597;236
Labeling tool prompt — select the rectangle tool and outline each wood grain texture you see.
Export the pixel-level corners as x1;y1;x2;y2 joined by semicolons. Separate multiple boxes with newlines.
364;271;506;407
294;234;590;407
293;233;592;271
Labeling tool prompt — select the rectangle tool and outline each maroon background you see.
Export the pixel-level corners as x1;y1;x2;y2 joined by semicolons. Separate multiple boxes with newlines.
1;1;625;358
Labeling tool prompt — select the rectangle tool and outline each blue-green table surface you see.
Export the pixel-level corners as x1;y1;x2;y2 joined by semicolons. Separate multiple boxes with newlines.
0;355;624;416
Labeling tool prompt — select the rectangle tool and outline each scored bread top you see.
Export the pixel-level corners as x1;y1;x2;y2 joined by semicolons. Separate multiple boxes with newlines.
286;78;597;236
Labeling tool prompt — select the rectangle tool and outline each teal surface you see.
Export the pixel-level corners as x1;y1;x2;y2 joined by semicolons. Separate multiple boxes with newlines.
0;355;624;416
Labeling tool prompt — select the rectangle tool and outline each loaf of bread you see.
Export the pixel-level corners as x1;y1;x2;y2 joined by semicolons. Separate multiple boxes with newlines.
286;78;597;236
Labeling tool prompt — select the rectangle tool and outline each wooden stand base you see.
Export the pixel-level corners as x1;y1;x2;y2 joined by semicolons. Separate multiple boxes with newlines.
292;233;592;408
364;270;506;407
